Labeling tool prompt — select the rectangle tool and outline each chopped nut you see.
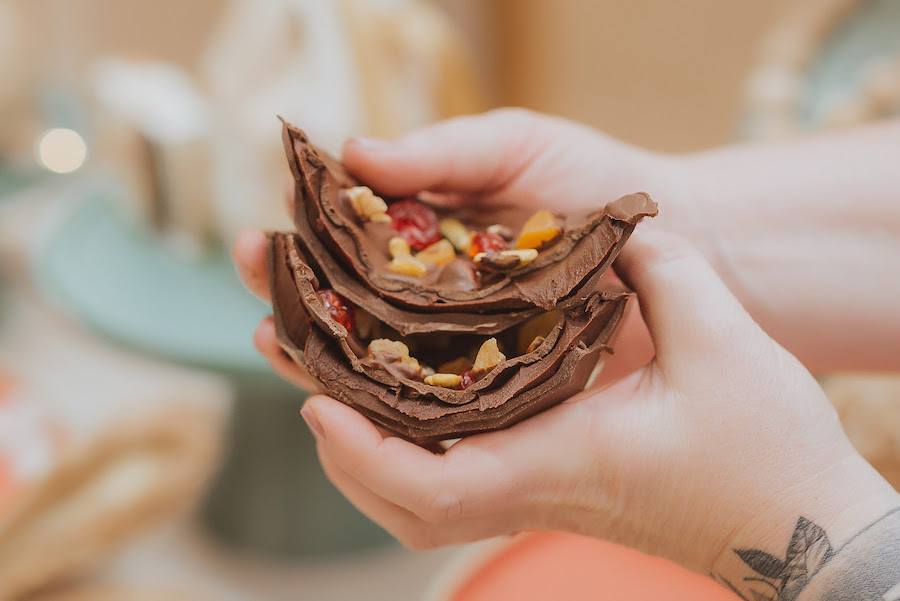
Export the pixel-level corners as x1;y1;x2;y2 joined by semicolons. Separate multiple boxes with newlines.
517;311;560;354
487;224;514;240
516;210;562;250
421;366;436;377
346;186;391;223
424;373;463;388
389;236;411;259
415;239;455;267
525;336;545;354
367;338;421;374
473;249;538;272
473;338;505;373
439;218;473;253
388;254;428;277
438;356;473;375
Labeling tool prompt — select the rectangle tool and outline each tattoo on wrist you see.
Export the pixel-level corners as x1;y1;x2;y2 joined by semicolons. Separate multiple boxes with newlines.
716;508;900;601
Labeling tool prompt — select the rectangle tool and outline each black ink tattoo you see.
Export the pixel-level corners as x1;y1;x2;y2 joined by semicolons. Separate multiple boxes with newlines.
719;508;900;601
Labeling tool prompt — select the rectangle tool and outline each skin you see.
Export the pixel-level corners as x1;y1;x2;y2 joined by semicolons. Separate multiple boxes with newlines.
233;109;900;595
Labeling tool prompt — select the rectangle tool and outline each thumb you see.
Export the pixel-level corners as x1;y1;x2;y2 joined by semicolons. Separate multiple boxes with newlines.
614;227;765;372
342;108;544;199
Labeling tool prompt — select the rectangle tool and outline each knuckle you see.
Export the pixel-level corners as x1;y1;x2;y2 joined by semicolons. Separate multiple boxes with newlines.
417;488;465;524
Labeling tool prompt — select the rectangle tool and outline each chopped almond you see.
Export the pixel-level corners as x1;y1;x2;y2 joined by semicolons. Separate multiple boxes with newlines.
415;239;455;267
473;338;506;374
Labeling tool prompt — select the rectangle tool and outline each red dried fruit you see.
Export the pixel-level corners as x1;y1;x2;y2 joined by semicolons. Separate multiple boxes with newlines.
387;199;441;250
316;288;356;331
458;368;476;389
469;232;508;258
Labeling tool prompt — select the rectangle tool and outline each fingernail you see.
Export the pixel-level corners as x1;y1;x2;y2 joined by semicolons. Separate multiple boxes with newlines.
349;136;392;152
301;406;327;441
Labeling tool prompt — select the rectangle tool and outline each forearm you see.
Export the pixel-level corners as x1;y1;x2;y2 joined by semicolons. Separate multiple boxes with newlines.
653;121;900;372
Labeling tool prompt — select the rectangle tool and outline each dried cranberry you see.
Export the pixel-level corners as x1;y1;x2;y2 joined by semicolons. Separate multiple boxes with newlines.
458;368;476;389
469;232;508;257
316;289;356;331
387;199;441;250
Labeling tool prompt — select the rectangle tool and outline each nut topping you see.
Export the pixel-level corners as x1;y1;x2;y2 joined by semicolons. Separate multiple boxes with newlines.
487;224;514;240
367;339;421;376
525;336;545;354
439;218;473;253
388;236;411;259
473;337;505;374
388;254;428;277
424;373;463;388
415;239;456;267
346;186;391;224
473;249;538;272
516;210;562;250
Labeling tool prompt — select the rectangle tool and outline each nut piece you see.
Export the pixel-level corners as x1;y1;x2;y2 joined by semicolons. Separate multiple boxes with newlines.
473;249;538;272
516;210;562;250
439;218;473;253
486;224;514;240
473;337;506;374
424;373;463;388
388;254;428;277
389;236;411;259
415;239;456;267
346;186;391;223
367;338;421;374
438;356;473;375
525;335;545;354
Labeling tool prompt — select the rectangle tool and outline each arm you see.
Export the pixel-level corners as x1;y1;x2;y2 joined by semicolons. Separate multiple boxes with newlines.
658;121;900;373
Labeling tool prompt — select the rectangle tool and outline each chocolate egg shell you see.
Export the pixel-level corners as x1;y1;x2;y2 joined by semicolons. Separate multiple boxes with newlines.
268;120;656;443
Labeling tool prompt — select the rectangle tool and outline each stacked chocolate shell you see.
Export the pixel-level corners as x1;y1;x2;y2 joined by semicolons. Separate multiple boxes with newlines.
268;121;658;444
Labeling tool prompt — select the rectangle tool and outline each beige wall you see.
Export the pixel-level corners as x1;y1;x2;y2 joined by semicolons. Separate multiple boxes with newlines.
18;0;785;152
492;0;784;151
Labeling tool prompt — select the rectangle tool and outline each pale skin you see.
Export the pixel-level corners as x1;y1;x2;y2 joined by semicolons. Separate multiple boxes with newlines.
233;109;900;598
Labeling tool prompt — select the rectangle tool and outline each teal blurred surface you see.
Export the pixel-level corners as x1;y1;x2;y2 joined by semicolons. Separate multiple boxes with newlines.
35;194;391;556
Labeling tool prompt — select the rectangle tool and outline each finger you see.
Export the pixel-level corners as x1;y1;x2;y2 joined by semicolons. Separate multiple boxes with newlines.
305;391;593;523
233;229;271;302
342;108;544;198
253;317;320;391
613;227;763;370
590;296;654;389
317;447;517;550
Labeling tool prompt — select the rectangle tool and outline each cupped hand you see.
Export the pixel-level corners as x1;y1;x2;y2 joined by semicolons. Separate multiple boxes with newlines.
296;227;896;575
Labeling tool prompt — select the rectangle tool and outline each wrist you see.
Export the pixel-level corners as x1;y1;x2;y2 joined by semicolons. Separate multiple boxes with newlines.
709;452;900;594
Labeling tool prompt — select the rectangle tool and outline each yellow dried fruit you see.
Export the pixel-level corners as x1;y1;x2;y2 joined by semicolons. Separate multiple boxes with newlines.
388;254;428;277
424;373;463;388
516;210;562;250
415;239;456;267
346;186;391;223
525;336;545;354
438;356;474;375
473;337;505;373
388;236;411;259
439;218;473;253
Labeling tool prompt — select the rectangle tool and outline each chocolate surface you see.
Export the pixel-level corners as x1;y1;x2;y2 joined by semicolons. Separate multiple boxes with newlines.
268;120;656;443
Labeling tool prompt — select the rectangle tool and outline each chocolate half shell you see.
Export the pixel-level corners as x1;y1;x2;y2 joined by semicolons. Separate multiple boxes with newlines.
267;121;656;443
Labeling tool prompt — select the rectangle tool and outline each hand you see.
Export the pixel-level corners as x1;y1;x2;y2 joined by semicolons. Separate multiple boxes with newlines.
295;228;897;576
234;108;667;388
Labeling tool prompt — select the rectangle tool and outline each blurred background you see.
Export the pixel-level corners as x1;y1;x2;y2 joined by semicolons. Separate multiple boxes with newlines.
1;0;899;599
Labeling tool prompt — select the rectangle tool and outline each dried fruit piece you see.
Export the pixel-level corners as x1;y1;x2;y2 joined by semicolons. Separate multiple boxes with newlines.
388;199;441;250
345;186;391;223
389;236;411;259
473;249;538;272
458;368;476;389
525;336;545;354
388;254;428;278
516;210;562;250
367;339;421;375
487;224;514;240
316;289;356;331
469;231;508;258
473;338;506;374
425;373;463;388
438;356;473;375
439;218;473;253
415;239;455;267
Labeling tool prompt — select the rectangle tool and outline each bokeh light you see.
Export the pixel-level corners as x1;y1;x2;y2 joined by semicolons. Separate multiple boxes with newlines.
36;128;88;174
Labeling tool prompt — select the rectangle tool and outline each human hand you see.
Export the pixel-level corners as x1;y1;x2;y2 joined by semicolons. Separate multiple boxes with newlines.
295;227;898;580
